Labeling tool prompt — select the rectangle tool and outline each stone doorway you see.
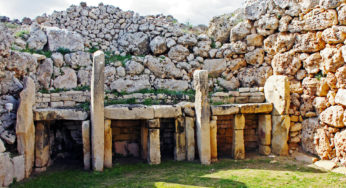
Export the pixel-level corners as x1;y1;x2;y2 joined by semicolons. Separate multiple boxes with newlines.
216;115;234;158
159;118;175;160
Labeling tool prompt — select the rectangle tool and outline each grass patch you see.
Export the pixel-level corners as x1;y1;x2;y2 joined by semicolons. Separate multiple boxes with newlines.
15;30;29;39
76;102;90;111
104;51;132;66
11;157;346;188
57;47;71;55
104;98;137;106
15;45;53;58
4;23;18;29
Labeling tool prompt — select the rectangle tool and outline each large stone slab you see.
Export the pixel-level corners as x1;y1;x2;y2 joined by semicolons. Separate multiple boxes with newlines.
152;105;182;118
45;27;84;52
141;122;148;160
194;70;211;165
82;121;91;170
232;114;245;159
33;108;88;121
185;117;195;161
12;155;25;182
104;119;112;168
264;75;290;115
238;103;273;114
258;114;272;146
35;122;50;169
202;59;227;77
271;115;290;156
0;152;14;187
91;51;105;171
210;116;218;162
174;117;186;161
211;105;239;116
16;77;35;178
147;119;160;165
105;104;154;120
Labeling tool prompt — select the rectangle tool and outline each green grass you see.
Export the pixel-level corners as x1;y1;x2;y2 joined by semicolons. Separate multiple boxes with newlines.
57;47;71;55
11;157;346;188
38;86;90;94
104;51;132;66
15;30;29;39
15;45;53;58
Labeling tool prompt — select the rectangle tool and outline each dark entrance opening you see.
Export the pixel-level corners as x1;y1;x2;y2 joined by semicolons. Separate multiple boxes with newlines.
160;118;175;160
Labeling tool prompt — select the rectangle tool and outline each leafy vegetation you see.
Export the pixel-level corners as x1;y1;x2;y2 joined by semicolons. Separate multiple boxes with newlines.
211;37;216;49
315;71;326;81
15;30;29;39
11;157;346;188
76;102;90;111
104;98;137;106
14;45;53;58
104;51;132;66
57;47;71;55
86;46;99;54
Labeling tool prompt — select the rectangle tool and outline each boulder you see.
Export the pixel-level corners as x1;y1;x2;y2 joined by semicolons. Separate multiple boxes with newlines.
143;56;183;78
272;51;301;75
246;34;263;47
217;77;240;90
335;89;346;106
45;27;84;52
303;53;322;74
149;36;167;55
168;45;190;61
27;25;47;50
12;155;25;182
0;71;23;95
125;61;144;75
230;21;252;41
51;53;64;67
263;33;296;55
303;9;338;31
154;79;189;91
256;14;279;36
7;51;38;77
335;129;346;165
0;23;14;57
53;67;77;89
315;128;333;160
118;32;149;55
294;32;325;53
178;34;197;47
319;0;343;9
320;106;344;127
110;77;150;93
338;5;346;25
320;46;344;73
202;59;226;77
302;118;320;155
245;48;264;65
36;58;53;89
322;26;346;44
64;51;92;69
244;0;268;20
336;65;346;88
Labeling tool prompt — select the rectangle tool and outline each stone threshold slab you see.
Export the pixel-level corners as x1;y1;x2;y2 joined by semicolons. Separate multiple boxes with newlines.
33;108;88;121
104;104;182;120
211;103;273;116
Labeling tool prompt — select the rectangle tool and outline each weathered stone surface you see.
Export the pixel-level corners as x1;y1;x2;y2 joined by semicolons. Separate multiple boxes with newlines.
264;75;290;115
125;61;144;75
302;118;320;155
110;77;151;93
144;56;183;78
168;45;189;61
7;51;38;77
46;27;84;51
335;89;346;106
304;53;322;74
256;14;279;36
246;34;264;47
244;0;267;20
118;32;149;55
12;155;25;182
303;9;338;31
322;26;346;44
320;46;344;73
37;58;53;89
53;67;77;89
259;145;271;155
202;59;226;77
339;5;346;25
233;129;245;159
292;151;318;164
16;77;35;178
0;152;14;186
263;33;296;55
258;115;271;146
35;122;50;169
185;117;195;161
314;160;337;170
0;139;5;153
150;36;167;55
147;126;160;165
105;104;154;120
245;48;264;65
152;105;182;118
51;53;64;67
82;120;91;170
64;51;92;69
272;51;301;75
210;116;217;162
194;70;211;165
336;65;346;88
320;106;344;128
211;104;239;116
271;115;290;156
91;51;105;171
178;34;197;47
154;79;189;91
294;32;325;53
335;129;346;165
217;77;240;91
104;119;112;168
238;65;273;87
27;25;47;50
230;21;252;41
239;103;273;114
174;117;186;161
141;123;148;160
33;108;88;120
315;128;333;159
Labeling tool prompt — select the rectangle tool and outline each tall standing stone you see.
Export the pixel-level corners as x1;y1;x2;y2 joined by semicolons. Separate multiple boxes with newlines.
82;120;90;170
141;121;148;160
258;114;272;155
147;119;160;165
35;122;50;171
91;51;105;171
185;117;195;161
232;114;245;159
104;119;112;168
194;70;211;165
174;117;186;161
272;115;290;155
16;77;35;178
210;116;218;162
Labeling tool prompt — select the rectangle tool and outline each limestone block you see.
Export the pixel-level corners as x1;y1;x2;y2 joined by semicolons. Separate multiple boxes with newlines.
147;129;161;165
12;155;25;182
0;152;13;187
153;105;182;118
185;117;195;161
335;89;346;106
232;130;245;159
202;59;227;77
33;108;88;121
0;138;5;153
35;122;50;169
211;105;239;116
91;51;105;171
271;115;290;156
16;77;35;178
258;115;272;146
46;27;84;51
105;105;154;120
239;103;273;114
194;70;211;165
264;75;290;115
104;119;112;168
320;106;344;128
234;114;245;130
141;122;148;160
210;116;217;162
259;145;271;155
174;117;186;161
147;119;160;129
82;120;91;170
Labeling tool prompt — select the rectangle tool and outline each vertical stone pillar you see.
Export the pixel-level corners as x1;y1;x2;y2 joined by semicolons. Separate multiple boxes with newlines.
264;75;290;156
35;121;50;172
232;114;245;159
147;119;160;165
210;116;217;162
258;115;272;155
104;119;112;168
82;120;91;170
185;117;195;161
16;77;35;178
141;120;148;160
174;117;186;161
193;70;211;165
91;51;105;171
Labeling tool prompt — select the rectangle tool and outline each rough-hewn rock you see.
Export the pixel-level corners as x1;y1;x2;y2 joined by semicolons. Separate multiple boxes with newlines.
245;48;264;65
118;32;149;55
149;36;167;55
153;79;188;91
320;46;344;73
263;33;296;55
303;9;338;31
7;51;37;77
230;21;252;41
335;89;346;106
335;129;346;165
304;53;322;74
36;58;53;89
336;65;346;88
46;27;84;51
294;32;325;53
264;75;290;115
322;26;346;44
27;25;47;50
64;51;92;69
202;59;226;77
320;106;344;127
53;67;77;89
168;45;190;61
272;51;301;75
144;56;183;78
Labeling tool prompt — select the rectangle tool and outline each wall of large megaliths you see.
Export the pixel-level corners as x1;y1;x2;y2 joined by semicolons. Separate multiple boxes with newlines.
0;0;346;186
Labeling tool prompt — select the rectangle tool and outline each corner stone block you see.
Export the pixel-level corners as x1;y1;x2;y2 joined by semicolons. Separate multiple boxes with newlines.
104;119;112;168
174;117;186;161
147;127;161;165
185;117;195;161
82;120;91;170
16;77;35;178
35;122;50;170
264;75;290;115
194;70;211;165
272;115;290;156
210;116;218;162
91;51;105;171
258;114;272;146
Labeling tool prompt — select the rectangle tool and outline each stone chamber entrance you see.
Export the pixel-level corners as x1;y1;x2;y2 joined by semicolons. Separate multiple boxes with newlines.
159;118;175;160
